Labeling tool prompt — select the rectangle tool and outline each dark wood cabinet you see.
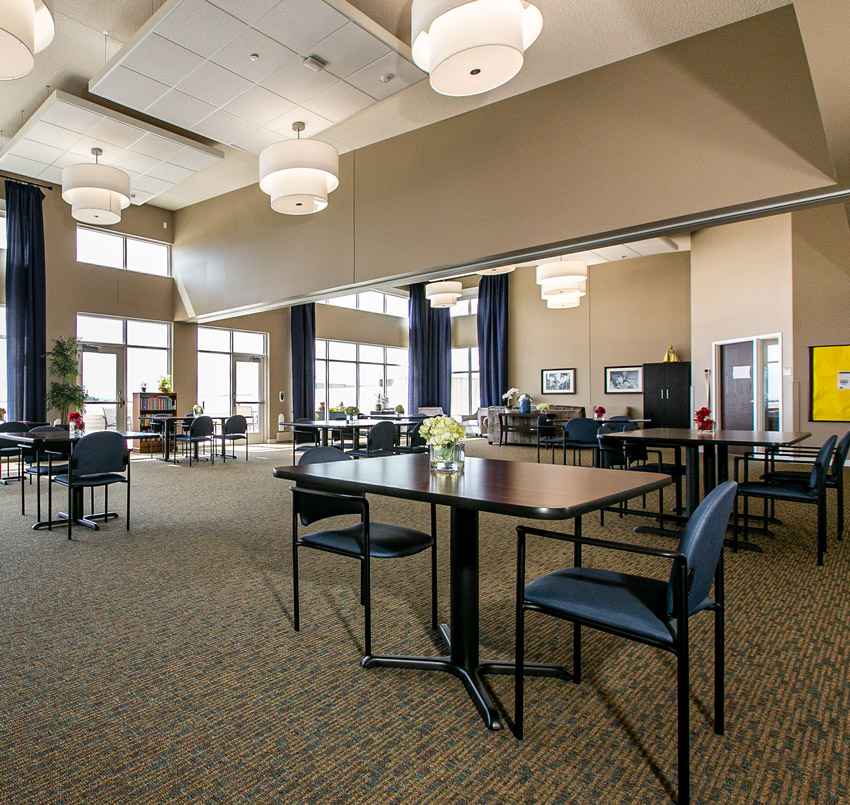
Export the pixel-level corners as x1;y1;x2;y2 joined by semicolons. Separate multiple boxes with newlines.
643;362;691;428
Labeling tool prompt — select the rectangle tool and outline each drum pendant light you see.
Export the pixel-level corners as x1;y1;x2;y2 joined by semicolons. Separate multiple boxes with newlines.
411;0;543;97
0;0;55;80
62;148;131;226
475;264;516;275
259;122;340;215
426;280;463;308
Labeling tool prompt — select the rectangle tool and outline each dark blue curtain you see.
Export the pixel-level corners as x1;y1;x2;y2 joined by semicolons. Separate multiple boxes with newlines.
5;181;47;423
290;303;315;420
427;307;451;414
476;273;508;407
408;283;429;413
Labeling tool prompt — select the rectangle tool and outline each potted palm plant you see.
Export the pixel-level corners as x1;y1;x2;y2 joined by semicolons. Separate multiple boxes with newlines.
45;336;87;425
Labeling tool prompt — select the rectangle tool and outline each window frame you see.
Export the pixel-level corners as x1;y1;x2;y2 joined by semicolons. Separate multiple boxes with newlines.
75;225;171;277
451;346;480;417
318;291;409;319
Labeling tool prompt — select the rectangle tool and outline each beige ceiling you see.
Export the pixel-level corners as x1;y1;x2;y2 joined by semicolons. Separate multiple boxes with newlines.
0;0;790;211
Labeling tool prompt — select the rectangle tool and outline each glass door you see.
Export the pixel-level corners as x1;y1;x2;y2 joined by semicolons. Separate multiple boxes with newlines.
81;346;125;432
233;355;264;442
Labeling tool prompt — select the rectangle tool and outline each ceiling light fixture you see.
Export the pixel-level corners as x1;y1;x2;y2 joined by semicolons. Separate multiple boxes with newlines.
546;296;580;310
426;280;463;308
62;147;131;225
540;277;586;298
475;264;516;275
411;0;542;97
535;260;588;284
0;0;55;80
259;122;340;215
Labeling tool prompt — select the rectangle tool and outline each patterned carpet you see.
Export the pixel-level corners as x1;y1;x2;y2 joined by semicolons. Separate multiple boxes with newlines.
0;439;847;804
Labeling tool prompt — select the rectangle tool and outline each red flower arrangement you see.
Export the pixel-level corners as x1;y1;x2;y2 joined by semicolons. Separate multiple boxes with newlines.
68;411;85;432
694;407;714;432
594;406;606;419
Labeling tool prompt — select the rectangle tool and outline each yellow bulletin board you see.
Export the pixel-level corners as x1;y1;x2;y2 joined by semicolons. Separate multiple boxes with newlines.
810;345;850;422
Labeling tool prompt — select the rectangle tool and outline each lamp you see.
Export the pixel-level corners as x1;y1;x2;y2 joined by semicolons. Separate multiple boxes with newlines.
475;264;515;275
426;280;463;308
535;260;587;284
259;122;339;215
0;0;55;80
62;148;131;225
411;0;543;97
541;278;586;298
546;296;580;309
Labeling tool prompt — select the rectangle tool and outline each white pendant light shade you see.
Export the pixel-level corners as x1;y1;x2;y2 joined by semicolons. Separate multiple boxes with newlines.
476;264;516;275
541;277;586;298
62;151;131;226
547;296;580;309
259;127;339;215
535;260;587;284
426;280;463;308
33;0;55;52
429;293;460;308
0;0;36;80
411;0;542;97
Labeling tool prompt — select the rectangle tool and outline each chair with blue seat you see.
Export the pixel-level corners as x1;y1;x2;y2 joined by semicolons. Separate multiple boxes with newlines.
220;414;249;462
605;415;632;432
49;430;131;540
290;446;438;655
392;421;427;454
536;414;561;463
348;420;397;458
562;417;601;466
619;423;686;515
734;435;836;566
514;480;738;805
20;425;69;521
0;421;29;484
174;415;215;466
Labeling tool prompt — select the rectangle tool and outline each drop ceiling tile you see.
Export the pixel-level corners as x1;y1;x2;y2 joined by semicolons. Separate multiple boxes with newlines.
123;34;205;88
592;245;643;261
303;81;373;123
212;28;298;83
177;61;253;107
224;85;294;126
86;117;146;149
311;22;390;80
207;0;279;25
347;51;425;101
41;103;101;135
145;162;195;183
128;190;155;205
38;165;65;184
52;152;90;170
93;66;170;111
132;133;185;161
157;0;247;58
109;150;161;174
15;139;64;165
194;109;257;145
147;90;217;130
132;175;175;195
564;250;606;264
266;106;332;138
233;127;281;155
261;58;337;104
629;237;679;256
68;137;125;162
0;154;49;176
255;0;347;54
26;121;82;151
167;147;222;171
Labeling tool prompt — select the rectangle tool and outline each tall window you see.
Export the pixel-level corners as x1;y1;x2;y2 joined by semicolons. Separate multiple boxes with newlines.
76;227;170;277
318;291;408;319
315;340;408;412
450;298;478;318
0;307;6;415
451;347;479;418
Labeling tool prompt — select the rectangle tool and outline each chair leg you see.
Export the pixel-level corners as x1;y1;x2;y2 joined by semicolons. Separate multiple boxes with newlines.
837;481;844;541
430;503;438;631
363;555;372;656
245;437;249;461
292;510;300;632
67;484;73;541
126;481;130;530
514;529;526;740
714;558;725;735
678;640;691;805
817;497;826;567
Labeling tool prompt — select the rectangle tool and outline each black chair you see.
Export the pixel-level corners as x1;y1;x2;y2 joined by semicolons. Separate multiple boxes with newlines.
515;481;738;805
290;447;437;655
21;425;69;521
734;435;836;566
293;418;320;453
392;421;427;454
149;414;174;459
220;414;249;462
620;423;686;515
536;414;560;463
0;421;29;484
174;415;215;466
349;420;397;458
605;415;632;432
50;430;131;540
562;417;600;465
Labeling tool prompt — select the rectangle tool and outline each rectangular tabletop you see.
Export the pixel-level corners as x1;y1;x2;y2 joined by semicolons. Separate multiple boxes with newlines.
1;430;153;445
609;427;811;447
280;418;421;429
273;453;670;520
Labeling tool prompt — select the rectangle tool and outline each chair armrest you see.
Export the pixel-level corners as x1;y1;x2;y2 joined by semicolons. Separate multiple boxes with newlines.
517;524;684;561
289;485;369;514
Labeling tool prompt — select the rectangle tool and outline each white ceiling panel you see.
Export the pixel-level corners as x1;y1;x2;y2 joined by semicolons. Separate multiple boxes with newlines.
224;85;294;126
233;127;281;155
266;106;333;138
147;90;218;130
312;22;390;79
208;0;280;25
254;0;348;54
628;237;680;256
303;80;373;123
212;28;299;83
177;61;254;107
0;92;223;207
591;244;643;261
261;59;339;104
123;34;206;87
156;0;247;58
194;110;257;145
347;51;425;100
92;66;171;111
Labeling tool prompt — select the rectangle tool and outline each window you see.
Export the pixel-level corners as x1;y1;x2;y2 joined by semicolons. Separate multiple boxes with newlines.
450;297;479;318
0;211;6;251
319;291;408;319
451;347;480;418
76;227;170;277
0;306;6;415
315;340;408;413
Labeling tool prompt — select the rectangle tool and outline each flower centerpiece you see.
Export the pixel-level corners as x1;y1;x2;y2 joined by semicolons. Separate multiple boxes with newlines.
594;405;606;420
344;405;360;423
518;392;532;414
375;393;389;412
395;404;405;416
68;411;85;436
694;407;714;435
0;407;5;422
420;415;466;474
193;403;204;415
536;403;550;412
502;387;520;410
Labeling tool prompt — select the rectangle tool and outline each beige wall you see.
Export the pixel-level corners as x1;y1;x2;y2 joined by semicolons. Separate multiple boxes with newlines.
172;7;833;320
791;204;850;443
315;303;407;347
508;253;691;415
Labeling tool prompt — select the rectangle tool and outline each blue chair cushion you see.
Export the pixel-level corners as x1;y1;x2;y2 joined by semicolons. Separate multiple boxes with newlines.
25;463;69;476
524;567;712;646
737;481;819;503
53;472;127;488
538;437;562;446
301;521;434;559
760;469;836;489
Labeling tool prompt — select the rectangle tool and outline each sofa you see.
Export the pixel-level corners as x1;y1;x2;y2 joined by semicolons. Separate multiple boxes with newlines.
486;405;586;445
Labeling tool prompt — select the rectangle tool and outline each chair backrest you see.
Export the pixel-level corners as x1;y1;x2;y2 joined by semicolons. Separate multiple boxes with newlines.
190;415;214;438
293;417;317;445
606;415;631;432
828;430;850;482
670;481;738;617
71;431;129;476
0;421;29;432
596;425;624;469
564;417;599;442
224;415;248;435
22;425;66;460
807;434;837;490
537;414;555;437
408;421;425;448
367;420;396;451
620;422;649;462
295;447;363;524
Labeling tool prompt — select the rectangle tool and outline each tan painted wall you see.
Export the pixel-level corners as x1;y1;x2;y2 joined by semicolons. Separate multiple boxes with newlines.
791;204;850;443
172;7;833;320
689;215;794;426
508;253;691;415
315;303;407;347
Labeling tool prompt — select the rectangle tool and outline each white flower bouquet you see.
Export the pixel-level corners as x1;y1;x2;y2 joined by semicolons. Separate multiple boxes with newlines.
420;415;466;446
502;387;520;406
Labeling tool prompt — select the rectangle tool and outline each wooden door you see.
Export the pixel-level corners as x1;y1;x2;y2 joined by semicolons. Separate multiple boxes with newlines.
719;341;754;430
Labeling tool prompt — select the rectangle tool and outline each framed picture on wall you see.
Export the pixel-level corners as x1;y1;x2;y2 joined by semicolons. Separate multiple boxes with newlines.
605;365;643;393
541;368;576;394
809;345;850;421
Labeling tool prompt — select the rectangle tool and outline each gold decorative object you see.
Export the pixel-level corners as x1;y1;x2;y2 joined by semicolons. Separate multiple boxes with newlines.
663;345;680;362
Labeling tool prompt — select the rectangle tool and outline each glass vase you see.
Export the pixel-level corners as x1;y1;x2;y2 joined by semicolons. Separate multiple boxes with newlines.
430;441;465;474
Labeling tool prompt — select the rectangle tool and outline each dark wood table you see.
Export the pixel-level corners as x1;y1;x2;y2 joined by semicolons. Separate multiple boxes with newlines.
280;418;423;448
3;430;153;530
273;453;670;730
138;414;230;461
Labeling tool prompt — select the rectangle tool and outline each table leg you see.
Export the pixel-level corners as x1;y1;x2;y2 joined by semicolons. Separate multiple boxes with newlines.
33;486;109;531
635;444;699;538
361;506;569;730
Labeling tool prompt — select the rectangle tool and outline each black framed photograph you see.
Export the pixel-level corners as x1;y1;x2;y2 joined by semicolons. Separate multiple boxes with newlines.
541;368;576;394
605;365;643;394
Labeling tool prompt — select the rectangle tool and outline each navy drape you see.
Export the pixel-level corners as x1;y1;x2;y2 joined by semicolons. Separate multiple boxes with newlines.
476;273;508;407
408;283;429;413
5;181;47;423
427;307;451;414
290;303;315;420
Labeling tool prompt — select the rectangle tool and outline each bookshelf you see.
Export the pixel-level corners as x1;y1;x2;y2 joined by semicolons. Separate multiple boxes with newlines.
132;392;178;453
